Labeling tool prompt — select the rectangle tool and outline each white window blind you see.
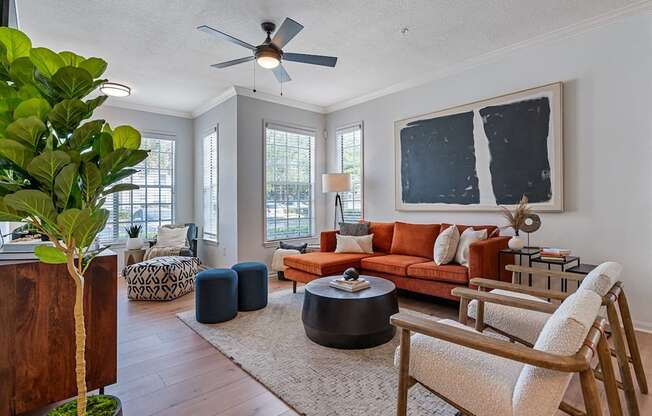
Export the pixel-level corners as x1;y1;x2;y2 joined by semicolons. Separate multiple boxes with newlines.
336;123;363;222
264;122;315;241
203;127;219;242
98;135;176;243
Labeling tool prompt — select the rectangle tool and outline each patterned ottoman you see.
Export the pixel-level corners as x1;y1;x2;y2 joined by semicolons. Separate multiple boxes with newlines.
123;256;200;301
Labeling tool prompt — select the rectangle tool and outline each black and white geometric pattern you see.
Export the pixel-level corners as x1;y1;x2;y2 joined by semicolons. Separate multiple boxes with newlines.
123;256;200;301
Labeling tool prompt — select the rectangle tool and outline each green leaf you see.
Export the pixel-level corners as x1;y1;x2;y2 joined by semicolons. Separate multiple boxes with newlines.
68;119;103;149
4;189;56;224
112;125;141;149
54;163;78;208
0;196;25;221
27;150;71;185
34;245;67;264
17;84;42;100
0;139;35;168
9;56;35;86
57;207;107;248
80;162;101;203
48;98;88;135
103;183;138;196
13;98;51;121
102;168;137;186
85;95;107;116
30;47;65;78
51;66;93;99
102;122;112;134
0;28;32;63
93;131;113;158
99;148;147;175
59;51;84;67
78;57;107;78
5;116;46;147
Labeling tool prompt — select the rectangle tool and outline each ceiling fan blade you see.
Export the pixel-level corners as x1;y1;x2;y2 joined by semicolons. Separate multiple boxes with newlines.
197;25;256;51
211;56;254;69
272;64;291;83
271;18;303;48
283;53;337;67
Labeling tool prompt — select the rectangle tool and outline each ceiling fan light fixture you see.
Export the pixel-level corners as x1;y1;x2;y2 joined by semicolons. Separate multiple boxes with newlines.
256;49;280;69
100;82;131;97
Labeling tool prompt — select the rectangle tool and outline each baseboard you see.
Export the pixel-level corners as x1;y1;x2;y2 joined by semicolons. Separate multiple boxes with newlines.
634;320;652;334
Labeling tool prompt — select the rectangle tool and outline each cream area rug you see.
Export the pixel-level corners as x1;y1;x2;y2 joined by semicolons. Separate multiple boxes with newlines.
177;289;456;416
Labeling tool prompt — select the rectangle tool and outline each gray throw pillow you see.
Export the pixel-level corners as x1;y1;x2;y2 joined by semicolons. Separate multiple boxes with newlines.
339;222;369;236
279;241;308;253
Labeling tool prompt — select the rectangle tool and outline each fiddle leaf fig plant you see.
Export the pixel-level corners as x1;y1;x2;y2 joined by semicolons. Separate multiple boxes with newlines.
0;28;147;416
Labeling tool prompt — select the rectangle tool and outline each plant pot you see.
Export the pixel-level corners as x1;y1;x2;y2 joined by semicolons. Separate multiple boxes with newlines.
508;235;525;250
47;394;122;416
126;237;143;250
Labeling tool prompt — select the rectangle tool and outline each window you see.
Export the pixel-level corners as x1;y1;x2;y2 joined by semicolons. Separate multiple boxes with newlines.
98;135;175;243
336;123;363;222
264;122;315;242
202;127;219;242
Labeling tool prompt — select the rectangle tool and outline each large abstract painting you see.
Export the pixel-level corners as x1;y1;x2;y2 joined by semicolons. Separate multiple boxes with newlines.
395;82;563;211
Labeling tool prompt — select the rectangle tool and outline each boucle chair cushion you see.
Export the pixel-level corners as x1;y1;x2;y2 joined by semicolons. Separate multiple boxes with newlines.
512;289;602;416
123;256;199;300
468;289;551;344
395;318;522;416
579;261;622;297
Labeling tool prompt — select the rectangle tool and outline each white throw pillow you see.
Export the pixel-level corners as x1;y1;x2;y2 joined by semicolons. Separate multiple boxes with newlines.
454;228;487;267
335;234;374;254
156;226;188;248
433;225;460;265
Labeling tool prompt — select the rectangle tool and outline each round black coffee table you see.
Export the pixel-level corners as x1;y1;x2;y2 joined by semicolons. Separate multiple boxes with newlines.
301;276;398;349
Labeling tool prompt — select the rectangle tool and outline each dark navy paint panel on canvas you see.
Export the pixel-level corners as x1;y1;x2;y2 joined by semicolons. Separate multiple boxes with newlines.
480;97;553;205
400;111;479;204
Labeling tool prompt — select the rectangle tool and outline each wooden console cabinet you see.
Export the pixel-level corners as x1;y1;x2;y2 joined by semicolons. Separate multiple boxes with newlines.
0;254;117;415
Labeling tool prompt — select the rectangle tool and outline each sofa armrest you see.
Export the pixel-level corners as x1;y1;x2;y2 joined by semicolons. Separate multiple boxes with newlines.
468;236;511;282
320;230;338;252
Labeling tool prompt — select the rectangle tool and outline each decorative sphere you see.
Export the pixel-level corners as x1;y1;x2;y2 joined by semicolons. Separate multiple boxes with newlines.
343;267;359;281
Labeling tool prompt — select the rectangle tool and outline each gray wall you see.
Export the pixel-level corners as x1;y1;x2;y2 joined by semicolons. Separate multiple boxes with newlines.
326;13;652;329
236;95;327;268
193;96;238;267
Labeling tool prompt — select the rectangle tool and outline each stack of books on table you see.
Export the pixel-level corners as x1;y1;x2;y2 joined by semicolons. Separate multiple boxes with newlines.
539;248;572;262
329;277;371;292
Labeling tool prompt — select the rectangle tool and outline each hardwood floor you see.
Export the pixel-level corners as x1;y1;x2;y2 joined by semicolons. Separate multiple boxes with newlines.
25;277;651;415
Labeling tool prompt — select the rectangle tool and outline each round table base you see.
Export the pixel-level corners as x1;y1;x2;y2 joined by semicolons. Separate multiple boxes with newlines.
303;325;396;349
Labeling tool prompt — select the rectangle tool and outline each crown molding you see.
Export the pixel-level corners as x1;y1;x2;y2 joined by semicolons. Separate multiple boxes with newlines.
103;100;193;119
325;1;652;113
191;86;238;118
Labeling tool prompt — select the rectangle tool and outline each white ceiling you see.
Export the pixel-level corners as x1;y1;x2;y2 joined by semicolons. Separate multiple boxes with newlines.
19;0;644;115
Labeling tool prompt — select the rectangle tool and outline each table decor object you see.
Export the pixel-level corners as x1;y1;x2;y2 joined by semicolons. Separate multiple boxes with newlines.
500;195;531;250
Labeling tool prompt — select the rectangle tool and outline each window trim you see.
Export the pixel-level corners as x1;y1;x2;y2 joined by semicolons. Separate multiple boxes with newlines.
262;119;318;245
202;125;219;243
335;121;364;221
101;130;177;244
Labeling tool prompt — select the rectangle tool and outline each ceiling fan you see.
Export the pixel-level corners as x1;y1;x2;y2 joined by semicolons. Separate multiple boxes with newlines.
197;18;337;83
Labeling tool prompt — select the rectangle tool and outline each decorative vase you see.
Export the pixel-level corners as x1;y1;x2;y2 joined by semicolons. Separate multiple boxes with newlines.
508;235;525;250
126;237;143;250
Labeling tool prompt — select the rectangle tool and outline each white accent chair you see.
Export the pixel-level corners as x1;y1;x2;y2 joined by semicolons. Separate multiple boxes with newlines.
392;289;618;416
456;261;646;416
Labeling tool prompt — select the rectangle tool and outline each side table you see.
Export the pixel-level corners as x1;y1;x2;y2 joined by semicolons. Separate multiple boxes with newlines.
531;256;580;292
498;247;541;285
124;248;145;266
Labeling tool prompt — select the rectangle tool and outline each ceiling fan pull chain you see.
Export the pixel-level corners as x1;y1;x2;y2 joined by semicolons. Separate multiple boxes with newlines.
280;81;283;96
253;60;257;93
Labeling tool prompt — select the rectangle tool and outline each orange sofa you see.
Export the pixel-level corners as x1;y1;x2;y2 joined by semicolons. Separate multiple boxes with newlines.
283;221;512;301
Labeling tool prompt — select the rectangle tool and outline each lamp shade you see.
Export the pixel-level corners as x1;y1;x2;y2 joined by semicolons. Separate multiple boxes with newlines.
322;173;352;193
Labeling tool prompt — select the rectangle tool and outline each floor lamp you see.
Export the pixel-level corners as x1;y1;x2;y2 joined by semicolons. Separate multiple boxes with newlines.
322;173;352;229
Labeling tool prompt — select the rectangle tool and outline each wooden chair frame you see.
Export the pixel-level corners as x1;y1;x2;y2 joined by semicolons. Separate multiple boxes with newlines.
453;264;647;416
392;313;614;416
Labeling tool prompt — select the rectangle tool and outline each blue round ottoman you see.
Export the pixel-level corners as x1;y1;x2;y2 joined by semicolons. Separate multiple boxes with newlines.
195;268;238;323
232;262;268;311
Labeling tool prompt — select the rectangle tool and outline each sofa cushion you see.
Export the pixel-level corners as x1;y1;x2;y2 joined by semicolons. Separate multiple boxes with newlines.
368;221;395;253
284;252;375;276
390;222;440;259
407;261;469;284
442;223;499;238
361;254;430;276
